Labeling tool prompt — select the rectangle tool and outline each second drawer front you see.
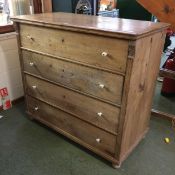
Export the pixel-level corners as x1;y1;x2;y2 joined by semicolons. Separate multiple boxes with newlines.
23;50;124;104
27;96;117;156
25;74;120;134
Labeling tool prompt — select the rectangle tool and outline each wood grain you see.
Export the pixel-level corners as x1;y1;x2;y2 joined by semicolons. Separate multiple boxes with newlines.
118;31;166;162
159;68;175;80
27;95;117;156
137;0;175;31
115;50;134;159
25;74;120;134
22;50;124;104
11;12;169;40
20;24;128;73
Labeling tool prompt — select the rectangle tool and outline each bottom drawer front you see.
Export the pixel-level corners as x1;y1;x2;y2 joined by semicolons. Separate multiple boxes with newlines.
27;96;116;156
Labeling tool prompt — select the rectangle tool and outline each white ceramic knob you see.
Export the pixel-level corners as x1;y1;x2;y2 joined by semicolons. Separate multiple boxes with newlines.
29;62;34;66
96;138;101;143
32;85;37;89
34;107;39;111
101;52;108;57
97;112;103;117
99;84;105;89
27;35;34;40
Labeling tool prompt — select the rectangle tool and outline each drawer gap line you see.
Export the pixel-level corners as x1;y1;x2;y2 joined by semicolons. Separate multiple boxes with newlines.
27;94;118;136
21;47;126;76
24;71;122;108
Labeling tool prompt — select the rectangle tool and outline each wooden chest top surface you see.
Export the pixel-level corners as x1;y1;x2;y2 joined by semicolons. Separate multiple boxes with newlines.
11;12;169;39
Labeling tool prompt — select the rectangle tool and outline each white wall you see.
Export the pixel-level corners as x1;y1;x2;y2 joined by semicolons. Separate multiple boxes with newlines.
0;32;24;101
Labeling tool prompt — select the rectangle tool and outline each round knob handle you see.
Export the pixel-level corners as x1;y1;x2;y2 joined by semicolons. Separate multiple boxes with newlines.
29;62;34;66
32;85;37;89
101;52;108;57
96;138;101;143
97;112;103;117
34;107;39;111
27;35;34;41
99;84;105;89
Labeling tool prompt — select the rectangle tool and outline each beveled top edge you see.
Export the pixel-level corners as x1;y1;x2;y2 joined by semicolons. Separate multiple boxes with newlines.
11;12;170;40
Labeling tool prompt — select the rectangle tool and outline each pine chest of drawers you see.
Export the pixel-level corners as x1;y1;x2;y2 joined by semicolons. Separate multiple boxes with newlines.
11;13;169;168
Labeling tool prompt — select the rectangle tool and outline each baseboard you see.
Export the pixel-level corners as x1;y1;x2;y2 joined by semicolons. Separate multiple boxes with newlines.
151;109;175;121
0;96;24;112
119;128;149;164
12;96;24;105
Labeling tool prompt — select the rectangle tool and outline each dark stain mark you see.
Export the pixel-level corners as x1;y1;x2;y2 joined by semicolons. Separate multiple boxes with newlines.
108;55;113;59
139;83;145;92
62;38;65;43
164;4;170;14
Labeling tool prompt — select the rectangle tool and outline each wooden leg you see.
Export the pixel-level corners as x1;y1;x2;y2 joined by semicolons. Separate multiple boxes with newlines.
112;162;121;169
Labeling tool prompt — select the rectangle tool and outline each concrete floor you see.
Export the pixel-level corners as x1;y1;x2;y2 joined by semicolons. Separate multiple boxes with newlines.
0;84;175;175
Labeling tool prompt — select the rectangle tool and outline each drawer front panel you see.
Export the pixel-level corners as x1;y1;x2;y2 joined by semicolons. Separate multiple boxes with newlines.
23;50;123;104
27;96;116;156
25;74;120;133
20;24;128;73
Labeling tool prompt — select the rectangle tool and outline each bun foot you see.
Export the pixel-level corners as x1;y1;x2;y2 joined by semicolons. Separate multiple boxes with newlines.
112;163;121;169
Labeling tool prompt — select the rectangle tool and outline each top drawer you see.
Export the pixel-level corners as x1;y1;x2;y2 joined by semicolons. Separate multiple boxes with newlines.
20;24;128;73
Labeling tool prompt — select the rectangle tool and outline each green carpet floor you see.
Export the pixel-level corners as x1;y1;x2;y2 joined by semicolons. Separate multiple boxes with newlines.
153;82;175;115
0;100;175;175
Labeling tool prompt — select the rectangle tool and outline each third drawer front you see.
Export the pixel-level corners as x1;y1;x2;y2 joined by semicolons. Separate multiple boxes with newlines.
25;74;120;134
20;24;128;73
22;50;124;104
27;95;117;156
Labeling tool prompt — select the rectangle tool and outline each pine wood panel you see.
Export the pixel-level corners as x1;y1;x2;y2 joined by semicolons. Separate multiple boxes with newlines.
137;0;175;31
25;74;120;134
11;12;169;40
27;96;117;156
118;31;166;162
20;24;128;73
22;50;124;104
